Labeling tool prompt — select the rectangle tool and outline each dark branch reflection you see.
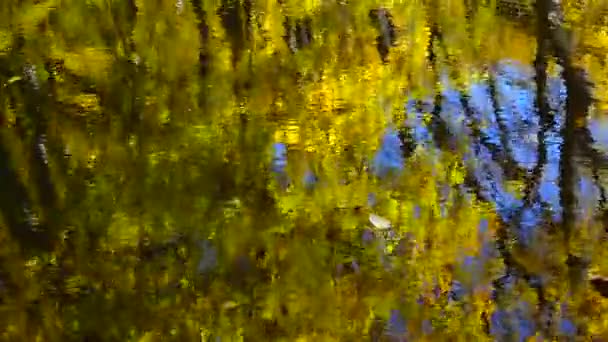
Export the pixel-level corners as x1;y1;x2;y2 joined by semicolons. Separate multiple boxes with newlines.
1;0;608;340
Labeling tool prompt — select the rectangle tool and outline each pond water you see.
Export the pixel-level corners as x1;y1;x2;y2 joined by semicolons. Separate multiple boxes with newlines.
1;0;608;340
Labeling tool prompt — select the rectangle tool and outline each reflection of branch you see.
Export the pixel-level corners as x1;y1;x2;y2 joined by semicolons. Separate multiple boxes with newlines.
536;0;598;334
575;127;608;208
423;23;457;152
0;143;53;253
9;63;60;254
283;16;314;53
218;0;247;69
422;30;541;328
497;11;557;324
369;8;397;63
533;0;593;244
487;71;519;175
0;59;57;254
426;10;551;336
459;89;526;180
551;27;589;248
191;0;210;77
522;0;552;206
425;24;489;201
430;22;526;181
426;23;513;258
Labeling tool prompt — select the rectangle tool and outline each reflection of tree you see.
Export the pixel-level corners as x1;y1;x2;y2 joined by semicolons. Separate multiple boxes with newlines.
1;0;608;339
426;8;554;338
369;8;397;62
191;0;210;78
523;0;551;206
421;0;608;337
0;30;62;255
488;71;521;179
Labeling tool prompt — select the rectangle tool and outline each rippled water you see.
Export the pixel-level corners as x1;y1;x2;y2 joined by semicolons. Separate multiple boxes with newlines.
2;0;608;340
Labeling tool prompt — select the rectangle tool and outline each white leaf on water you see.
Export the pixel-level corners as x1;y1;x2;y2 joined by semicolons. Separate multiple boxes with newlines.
369;213;391;229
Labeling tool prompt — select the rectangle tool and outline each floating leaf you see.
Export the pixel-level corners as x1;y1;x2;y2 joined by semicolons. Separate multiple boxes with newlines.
369;213;392;229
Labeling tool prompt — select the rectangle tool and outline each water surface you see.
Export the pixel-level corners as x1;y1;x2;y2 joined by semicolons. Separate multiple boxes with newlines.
1;0;608;340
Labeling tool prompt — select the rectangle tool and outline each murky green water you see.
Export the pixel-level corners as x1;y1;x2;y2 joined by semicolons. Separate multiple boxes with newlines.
2;0;608;340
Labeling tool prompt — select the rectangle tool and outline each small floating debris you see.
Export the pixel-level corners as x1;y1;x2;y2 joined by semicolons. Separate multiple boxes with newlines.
369;213;391;229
